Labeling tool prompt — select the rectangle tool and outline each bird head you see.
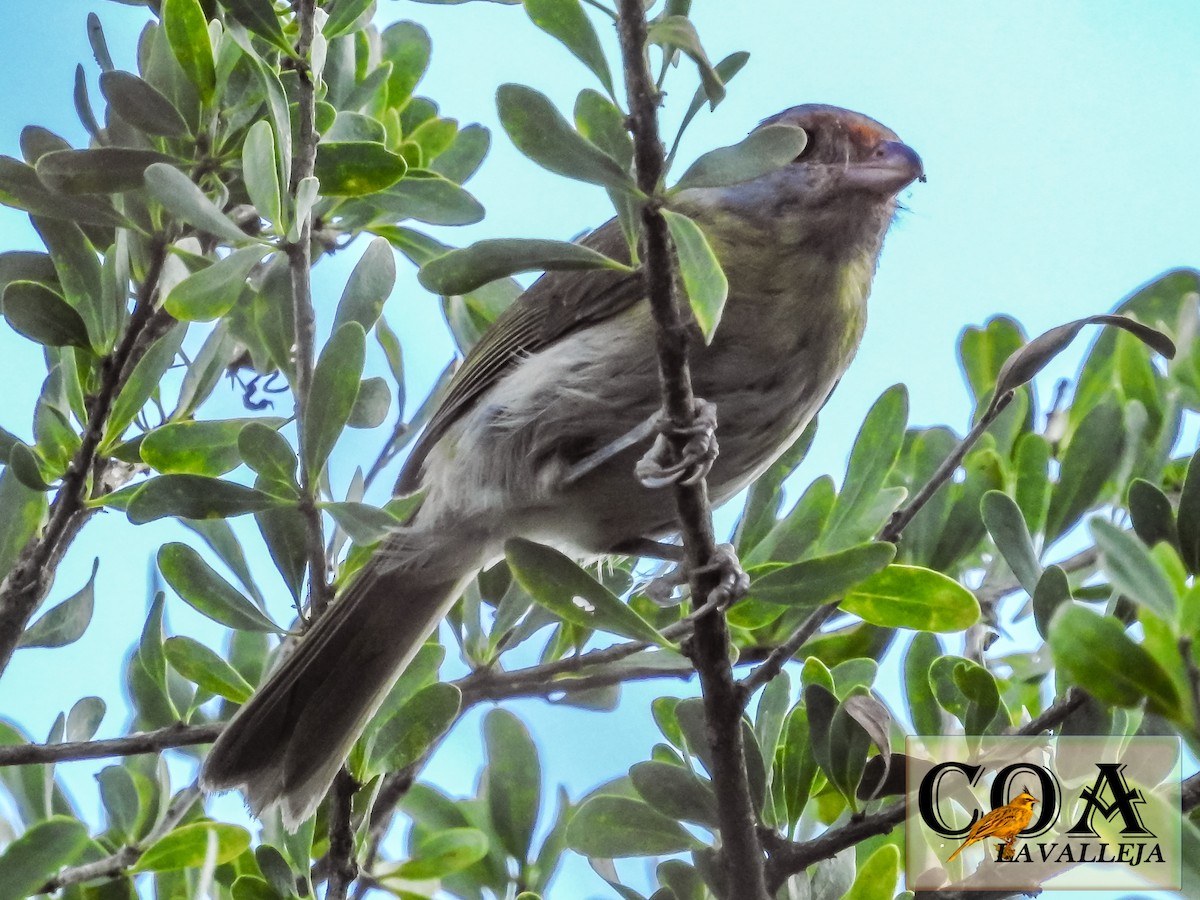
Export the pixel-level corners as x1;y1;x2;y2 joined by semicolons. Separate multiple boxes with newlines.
1012;790;1040;809
676;104;924;264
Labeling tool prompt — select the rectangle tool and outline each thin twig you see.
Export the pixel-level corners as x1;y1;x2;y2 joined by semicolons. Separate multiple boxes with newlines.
880;391;1014;543
0;240;169;676
0;722;221;767
615;4;767;897
41;783;202;891
287;0;330;621
739;602;841;699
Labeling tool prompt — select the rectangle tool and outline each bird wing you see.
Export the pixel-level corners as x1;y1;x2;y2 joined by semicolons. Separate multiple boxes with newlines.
395;220;642;493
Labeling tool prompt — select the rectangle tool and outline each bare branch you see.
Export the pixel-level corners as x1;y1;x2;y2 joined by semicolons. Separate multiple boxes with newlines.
0;723;221;767
325;768;360;899
739;602;840;700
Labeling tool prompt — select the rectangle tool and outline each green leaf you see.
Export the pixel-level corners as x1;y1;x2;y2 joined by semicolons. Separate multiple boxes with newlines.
35;148;173;194
1049;604;1181;717
65;696;106;742
1091;517;1177;622
303;322;366;479
746;542;896;608
368;682;460;774
381;21;431;108
128;474;281;524
0;816;88;897
144;163;253;244
142;417;283;477
104;324;188;446
321;501;404;544
164;636;253;702
843;564;979;632
19;558;97;649
903;633;942;735
31;215;106;343
1045;401;1124;543
158;542;282;632
496;83;633;192
842;844;899;899
255;503;307;601
0;154;125;227
484;708;541;860
347;376;390;429
163;0;216;104
574;90;632;171
958;316;1025;404
377;173;484;226
238;422;297;487
165;246;272;321
391;827;489;880
566;796;702;857
97;765;140;839
86;12;114;71
981;491;1042;595
100;71;189;137
1031;564;1071;641
507;538;667;645
1177;447;1200;574
2;281;92;349
673;124;807;192
324;0;375;38
523;0;614;96
314;142;407;196
431;123;491;184
823;385;908;549
1129;478;1179;553
630;761;717;828
418;237;631;296
333;236;395;333
132;821;251;872
220;0;294;56
645;16;724;107
137;592;174;718
242;120;282;229
1014;432;1051;536
661;209;726;343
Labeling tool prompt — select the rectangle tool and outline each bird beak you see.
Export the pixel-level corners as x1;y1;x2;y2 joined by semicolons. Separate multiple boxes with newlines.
844;140;924;195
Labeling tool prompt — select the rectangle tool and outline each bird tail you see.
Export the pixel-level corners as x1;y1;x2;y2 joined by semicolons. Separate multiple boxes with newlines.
946;840;970;863
201;528;485;829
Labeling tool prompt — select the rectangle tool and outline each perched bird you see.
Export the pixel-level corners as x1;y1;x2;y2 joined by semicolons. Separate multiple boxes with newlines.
201;103;924;826
946;790;1040;863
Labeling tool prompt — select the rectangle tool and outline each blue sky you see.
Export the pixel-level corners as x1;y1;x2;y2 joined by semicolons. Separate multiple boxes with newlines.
0;1;1198;897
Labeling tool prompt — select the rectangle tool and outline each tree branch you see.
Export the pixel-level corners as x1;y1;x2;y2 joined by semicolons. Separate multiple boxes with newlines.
0;722;221;767
880;391;1013;543
325;768;359;900
0;239;170;677
41;784;202;892
739;602;840;700
287;0;330;623
614;5;767;898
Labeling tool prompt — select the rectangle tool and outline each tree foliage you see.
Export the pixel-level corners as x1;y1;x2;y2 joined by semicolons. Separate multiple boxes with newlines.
0;1;1196;898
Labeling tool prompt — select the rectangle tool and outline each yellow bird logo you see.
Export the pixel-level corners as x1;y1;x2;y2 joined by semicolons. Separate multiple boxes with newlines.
946;788;1040;863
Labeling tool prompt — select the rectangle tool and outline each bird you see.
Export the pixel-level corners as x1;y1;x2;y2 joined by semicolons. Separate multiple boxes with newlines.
946;790;1040;863
201;103;925;827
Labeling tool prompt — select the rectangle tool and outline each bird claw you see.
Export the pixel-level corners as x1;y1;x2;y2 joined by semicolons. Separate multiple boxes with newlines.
696;543;750;608
635;398;719;489
639;544;748;610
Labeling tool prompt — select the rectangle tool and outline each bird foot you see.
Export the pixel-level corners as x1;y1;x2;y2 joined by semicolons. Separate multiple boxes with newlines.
635;398;719;489
641;544;749;610
696;543;750;608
